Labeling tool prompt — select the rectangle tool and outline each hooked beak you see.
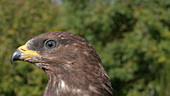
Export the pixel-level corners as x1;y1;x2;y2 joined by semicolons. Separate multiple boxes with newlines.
11;44;41;64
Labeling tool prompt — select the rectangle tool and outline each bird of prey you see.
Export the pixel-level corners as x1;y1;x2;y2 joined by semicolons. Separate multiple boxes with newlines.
11;32;113;96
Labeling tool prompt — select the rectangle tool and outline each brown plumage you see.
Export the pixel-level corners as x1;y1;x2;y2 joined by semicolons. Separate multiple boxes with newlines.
11;32;113;96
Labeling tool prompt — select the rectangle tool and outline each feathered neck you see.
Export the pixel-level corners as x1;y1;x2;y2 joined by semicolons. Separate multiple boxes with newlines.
43;69;84;96
42;63;113;96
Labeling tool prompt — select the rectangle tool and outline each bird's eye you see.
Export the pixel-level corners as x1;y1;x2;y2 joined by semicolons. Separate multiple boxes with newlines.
45;40;56;49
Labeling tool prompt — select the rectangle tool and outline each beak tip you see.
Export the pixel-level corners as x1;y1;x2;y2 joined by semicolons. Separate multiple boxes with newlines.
10;59;13;64
11;49;22;63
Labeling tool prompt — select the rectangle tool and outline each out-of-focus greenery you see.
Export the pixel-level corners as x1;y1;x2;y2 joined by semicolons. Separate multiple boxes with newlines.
0;0;170;96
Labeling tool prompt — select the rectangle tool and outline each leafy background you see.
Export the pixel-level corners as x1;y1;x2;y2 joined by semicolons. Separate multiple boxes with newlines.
0;0;170;96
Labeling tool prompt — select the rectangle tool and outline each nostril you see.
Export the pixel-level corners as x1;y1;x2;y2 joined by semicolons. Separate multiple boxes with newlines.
20;48;26;51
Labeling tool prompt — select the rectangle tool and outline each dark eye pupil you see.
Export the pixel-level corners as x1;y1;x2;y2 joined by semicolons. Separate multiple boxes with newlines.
48;42;53;47
45;40;56;48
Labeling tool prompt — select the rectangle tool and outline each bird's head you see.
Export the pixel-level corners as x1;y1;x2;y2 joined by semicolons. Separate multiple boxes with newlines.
11;32;113;96
11;32;95;72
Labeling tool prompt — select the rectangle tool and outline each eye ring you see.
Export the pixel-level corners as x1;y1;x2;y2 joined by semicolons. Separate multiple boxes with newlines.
45;40;57;49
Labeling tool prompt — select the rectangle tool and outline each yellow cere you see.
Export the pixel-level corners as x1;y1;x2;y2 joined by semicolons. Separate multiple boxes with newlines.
18;44;41;59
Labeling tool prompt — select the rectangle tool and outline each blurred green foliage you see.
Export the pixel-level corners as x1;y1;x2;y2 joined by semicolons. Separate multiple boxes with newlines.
0;0;170;96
